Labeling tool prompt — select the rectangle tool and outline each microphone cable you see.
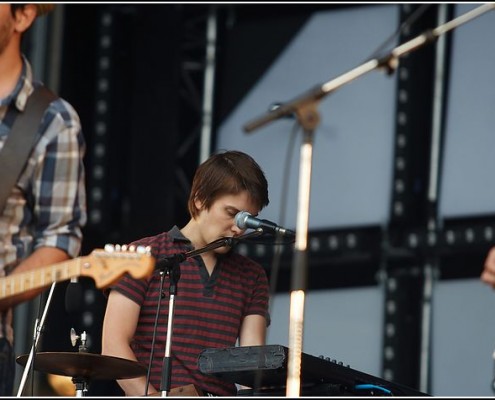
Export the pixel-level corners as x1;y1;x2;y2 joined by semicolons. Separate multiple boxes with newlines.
252;117;301;394
268;119;300;305
364;4;432;66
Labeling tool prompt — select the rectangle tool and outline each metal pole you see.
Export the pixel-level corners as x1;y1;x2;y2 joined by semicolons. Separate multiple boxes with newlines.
199;6;217;164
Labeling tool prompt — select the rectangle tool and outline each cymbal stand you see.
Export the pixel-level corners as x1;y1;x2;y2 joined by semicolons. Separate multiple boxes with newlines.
16;282;57;397
242;5;494;397
72;377;87;398
156;230;263;397
71;331;89;397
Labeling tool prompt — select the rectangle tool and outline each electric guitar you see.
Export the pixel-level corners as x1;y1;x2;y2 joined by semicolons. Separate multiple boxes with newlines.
0;245;155;311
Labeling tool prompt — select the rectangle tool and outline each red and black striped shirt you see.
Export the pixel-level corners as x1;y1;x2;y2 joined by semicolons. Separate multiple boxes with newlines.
111;226;270;396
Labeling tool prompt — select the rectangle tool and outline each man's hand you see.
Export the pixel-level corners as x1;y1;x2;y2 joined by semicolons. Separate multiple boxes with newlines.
481;247;495;288
0;247;69;310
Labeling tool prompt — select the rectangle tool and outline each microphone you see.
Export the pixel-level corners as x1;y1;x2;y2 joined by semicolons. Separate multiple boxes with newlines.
235;211;295;236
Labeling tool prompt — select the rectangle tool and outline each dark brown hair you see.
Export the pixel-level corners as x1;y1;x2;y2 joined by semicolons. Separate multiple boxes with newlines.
10;4;54;18
188;150;269;218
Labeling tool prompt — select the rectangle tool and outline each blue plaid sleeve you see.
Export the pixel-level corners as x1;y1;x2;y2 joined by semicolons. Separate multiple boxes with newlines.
30;98;87;258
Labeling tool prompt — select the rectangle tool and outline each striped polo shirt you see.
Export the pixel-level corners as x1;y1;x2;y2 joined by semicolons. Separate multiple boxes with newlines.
111;226;270;396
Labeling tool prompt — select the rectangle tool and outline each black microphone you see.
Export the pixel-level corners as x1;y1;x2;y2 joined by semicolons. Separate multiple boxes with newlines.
65;278;83;314
235;211;295;236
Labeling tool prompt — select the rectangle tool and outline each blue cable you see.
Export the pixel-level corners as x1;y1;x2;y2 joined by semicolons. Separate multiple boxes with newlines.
354;383;393;395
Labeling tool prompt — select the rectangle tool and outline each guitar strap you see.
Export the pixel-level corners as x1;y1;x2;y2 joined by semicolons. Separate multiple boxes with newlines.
0;85;57;215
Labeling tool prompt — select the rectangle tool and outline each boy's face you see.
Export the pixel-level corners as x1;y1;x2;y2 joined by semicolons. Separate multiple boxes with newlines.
194;190;259;252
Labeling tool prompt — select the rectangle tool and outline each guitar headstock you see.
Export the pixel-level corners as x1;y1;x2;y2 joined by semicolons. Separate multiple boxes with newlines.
81;244;155;289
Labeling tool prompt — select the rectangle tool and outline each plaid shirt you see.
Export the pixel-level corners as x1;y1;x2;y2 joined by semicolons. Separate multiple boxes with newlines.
0;56;87;342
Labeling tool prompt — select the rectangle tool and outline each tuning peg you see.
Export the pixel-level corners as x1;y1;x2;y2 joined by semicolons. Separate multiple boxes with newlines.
136;245;151;254
104;244;115;252
103;244;152;255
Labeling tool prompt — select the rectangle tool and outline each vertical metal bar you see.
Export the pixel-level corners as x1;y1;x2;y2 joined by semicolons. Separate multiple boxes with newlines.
427;3;448;207
419;263;434;393
420;4;449;394
45;5;65;92
287;128;314;397
199;6;217;164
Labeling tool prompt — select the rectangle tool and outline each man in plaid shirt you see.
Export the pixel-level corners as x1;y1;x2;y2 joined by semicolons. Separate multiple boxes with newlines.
0;4;87;395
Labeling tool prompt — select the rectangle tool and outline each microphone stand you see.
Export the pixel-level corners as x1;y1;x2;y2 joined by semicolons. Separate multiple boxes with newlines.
157;229;263;397
242;4;495;397
16;282;57;397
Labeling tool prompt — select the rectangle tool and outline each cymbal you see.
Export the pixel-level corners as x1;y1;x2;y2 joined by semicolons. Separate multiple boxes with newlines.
16;352;147;380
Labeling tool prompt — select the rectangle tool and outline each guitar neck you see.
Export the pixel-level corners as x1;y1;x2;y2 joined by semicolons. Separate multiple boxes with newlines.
1;259;82;301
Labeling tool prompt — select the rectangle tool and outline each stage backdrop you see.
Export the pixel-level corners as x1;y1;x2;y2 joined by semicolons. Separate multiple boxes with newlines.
215;3;495;396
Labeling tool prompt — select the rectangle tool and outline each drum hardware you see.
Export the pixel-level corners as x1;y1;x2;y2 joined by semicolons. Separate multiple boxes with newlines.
16;328;147;397
16;351;148;397
70;328;87;352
